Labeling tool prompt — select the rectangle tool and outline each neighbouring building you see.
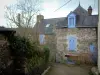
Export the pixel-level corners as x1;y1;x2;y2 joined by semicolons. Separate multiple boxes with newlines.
0;27;16;74
34;4;98;63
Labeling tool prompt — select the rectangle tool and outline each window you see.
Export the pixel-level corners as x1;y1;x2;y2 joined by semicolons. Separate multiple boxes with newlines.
39;34;45;44
68;13;76;28
68;17;75;28
46;24;50;27
68;36;77;51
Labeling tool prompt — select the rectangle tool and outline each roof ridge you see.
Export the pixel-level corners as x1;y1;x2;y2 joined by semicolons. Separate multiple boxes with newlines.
44;17;66;20
72;4;88;16
77;4;87;10
74;5;87;12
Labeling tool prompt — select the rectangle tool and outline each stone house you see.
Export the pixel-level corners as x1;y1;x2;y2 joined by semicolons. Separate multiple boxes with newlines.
34;4;98;63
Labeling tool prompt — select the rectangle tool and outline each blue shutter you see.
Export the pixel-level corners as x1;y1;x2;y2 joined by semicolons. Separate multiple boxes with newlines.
39;34;45;44
69;18;74;26
68;37;77;51
68;17;75;28
90;45;95;53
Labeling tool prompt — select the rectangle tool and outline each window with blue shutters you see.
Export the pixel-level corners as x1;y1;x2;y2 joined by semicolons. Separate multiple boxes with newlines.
39;34;45;44
68;36;77;51
68;13;76;28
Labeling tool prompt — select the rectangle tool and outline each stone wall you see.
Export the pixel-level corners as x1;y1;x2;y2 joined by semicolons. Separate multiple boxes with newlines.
45;34;56;62
56;28;97;63
15;28;38;41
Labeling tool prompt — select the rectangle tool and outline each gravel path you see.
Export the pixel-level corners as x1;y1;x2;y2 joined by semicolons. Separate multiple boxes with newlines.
45;63;91;75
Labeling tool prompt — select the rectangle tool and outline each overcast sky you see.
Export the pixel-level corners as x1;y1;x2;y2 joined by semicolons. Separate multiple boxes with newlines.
0;0;98;27
41;0;98;18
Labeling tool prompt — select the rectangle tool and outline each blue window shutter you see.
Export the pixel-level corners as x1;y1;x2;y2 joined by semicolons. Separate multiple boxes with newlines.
68;37;77;51
39;34;45;44
90;45;95;53
68;17;75;28
69;18;74;26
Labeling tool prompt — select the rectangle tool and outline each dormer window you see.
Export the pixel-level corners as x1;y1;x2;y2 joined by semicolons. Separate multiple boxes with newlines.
68;13;76;28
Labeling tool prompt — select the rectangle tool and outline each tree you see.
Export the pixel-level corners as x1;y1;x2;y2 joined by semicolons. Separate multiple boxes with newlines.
5;0;42;28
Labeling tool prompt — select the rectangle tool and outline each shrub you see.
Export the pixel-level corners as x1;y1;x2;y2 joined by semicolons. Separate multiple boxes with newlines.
43;46;50;63
8;36;32;57
8;35;50;74
27;46;50;73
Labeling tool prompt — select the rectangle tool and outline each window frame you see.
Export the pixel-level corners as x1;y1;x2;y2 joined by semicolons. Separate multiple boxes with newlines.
68;13;76;28
67;36;77;51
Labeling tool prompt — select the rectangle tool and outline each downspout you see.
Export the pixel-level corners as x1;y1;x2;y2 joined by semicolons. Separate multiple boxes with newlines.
98;0;100;73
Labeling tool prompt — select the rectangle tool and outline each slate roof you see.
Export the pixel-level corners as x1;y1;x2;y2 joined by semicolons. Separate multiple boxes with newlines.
77;15;98;27
34;5;98;34
34;17;65;34
73;4;88;16
57;5;98;28
57;15;98;28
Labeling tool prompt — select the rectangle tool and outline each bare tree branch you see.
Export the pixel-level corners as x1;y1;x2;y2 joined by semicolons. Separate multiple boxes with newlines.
5;0;41;28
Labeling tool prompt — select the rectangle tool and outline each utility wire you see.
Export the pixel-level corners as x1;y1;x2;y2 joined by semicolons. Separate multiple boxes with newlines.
54;0;72;12
93;0;95;9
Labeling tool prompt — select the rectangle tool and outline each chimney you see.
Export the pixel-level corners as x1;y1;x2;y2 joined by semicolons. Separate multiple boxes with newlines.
88;6;92;15
37;14;44;23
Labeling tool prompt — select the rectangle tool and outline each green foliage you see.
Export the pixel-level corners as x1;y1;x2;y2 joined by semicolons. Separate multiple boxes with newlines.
9;36;32;57
76;61;81;65
89;71;94;75
44;46;50;63
8;35;50;73
27;56;44;72
27;46;50;71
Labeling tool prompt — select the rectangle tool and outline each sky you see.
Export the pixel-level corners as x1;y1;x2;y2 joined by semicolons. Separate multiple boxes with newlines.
0;0;98;27
41;0;98;18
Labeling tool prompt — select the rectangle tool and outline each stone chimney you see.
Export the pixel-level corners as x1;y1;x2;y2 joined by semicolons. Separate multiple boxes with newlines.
88;6;92;15
37;14;44;23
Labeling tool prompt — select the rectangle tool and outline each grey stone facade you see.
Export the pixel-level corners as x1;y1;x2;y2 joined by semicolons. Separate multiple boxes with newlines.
55;28;97;63
34;4;98;64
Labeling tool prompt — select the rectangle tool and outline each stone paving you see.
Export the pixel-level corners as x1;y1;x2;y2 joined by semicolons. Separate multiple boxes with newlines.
45;63;91;75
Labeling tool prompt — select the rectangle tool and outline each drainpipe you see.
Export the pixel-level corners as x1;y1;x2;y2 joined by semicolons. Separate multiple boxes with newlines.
98;0;100;73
